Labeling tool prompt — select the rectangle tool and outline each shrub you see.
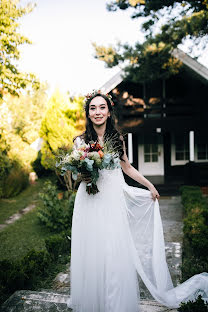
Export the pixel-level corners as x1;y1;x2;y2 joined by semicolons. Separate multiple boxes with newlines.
180;185;208;281
178;295;208;312
45;232;71;260
31;151;51;177
0;151;12;198
183;213;208;259
37;180;75;233
2;165;29;198
0;259;25;301
0;249;50;305
179;185;203;214
181;256;208;281
21;249;51;286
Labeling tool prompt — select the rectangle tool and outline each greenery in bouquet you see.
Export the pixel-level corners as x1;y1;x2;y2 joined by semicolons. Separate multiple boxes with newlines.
55;136;121;195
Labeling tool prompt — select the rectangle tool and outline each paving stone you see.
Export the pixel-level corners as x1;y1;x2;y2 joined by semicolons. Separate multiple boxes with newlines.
0;204;36;231
0;290;177;312
0;290;71;312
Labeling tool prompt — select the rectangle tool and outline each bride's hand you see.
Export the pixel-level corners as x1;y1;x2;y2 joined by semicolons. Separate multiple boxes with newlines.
81;172;92;184
149;185;160;201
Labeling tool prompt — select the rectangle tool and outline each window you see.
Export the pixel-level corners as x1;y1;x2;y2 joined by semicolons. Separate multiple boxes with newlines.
175;135;189;161
197;143;208;160
144;136;158;163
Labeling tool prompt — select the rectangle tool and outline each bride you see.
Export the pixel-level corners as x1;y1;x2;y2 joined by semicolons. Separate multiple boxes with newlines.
67;90;208;312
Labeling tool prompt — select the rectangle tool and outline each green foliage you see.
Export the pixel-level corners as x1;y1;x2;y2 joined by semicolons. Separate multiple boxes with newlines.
21;249;51;283
181;256;208;282
0;0;40;97
2;163;29;198
180;185;208;281
94;0;208;83
0;259;25;301
31;151;51;177
179;185;203;214
0;132;29;198
37;180;75;233
0;85;48;197
183;206;208;258
45;232;71;260
4;85;48;144
0;149;12;197
178;295;208;312
39;89;85;170
0;249;51;304
0;230;71;304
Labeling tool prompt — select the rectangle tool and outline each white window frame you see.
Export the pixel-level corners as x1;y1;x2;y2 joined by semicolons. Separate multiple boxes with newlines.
171;133;208;165
195;142;208;162
171;133;190;166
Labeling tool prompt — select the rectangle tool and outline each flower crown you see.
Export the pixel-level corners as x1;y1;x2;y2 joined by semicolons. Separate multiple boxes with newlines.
84;89;114;107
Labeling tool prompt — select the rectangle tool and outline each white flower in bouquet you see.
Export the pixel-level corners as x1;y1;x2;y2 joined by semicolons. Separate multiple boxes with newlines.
56;135;122;195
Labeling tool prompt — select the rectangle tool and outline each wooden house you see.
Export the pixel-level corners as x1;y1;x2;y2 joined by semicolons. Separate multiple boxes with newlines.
100;49;208;194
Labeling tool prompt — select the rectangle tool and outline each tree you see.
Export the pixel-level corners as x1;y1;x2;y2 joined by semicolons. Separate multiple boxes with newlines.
4;83;48;144
0;0;39;98
0;84;48;185
93;0;208;82
39;89;85;170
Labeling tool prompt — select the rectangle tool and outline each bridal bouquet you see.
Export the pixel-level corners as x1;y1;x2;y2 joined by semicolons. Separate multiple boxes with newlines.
55;139;120;195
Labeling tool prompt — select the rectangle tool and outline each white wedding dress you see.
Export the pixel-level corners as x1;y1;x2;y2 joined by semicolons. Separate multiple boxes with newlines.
66;137;208;312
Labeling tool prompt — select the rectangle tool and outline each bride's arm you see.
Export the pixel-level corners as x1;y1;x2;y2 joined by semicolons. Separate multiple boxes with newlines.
120;140;160;200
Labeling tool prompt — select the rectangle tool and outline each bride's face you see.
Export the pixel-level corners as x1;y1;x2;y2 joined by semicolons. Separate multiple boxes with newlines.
88;96;110;126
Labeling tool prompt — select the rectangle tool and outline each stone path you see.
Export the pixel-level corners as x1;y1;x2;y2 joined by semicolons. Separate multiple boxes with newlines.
0;290;177;312
160;196;183;287
1;195;182;311
131;196;183;301
0;204;36;231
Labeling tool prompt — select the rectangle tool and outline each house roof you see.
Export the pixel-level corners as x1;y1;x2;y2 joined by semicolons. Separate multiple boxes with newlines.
100;48;208;93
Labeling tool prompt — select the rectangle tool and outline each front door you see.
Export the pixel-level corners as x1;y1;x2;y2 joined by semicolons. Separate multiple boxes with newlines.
138;133;164;176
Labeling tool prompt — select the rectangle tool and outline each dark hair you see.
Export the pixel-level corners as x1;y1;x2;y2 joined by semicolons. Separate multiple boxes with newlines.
74;92;125;161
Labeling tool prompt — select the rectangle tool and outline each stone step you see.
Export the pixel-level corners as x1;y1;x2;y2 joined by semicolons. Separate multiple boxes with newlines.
0;290;177;312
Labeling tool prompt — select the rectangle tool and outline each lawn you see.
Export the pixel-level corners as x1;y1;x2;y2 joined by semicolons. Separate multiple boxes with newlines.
0;178;47;224
0;177;60;261
0;208;53;261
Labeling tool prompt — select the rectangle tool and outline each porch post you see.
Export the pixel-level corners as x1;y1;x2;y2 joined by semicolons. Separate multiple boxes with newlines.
128;133;133;164
189;130;194;161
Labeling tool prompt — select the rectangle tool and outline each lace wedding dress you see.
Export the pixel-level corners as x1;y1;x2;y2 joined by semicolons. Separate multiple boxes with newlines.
66;137;208;312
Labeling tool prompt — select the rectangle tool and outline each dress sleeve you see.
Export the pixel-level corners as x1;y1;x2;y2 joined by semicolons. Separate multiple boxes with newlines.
73;136;82;150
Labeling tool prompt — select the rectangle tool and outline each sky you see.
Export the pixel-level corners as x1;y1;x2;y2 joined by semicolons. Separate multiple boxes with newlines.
19;0;208;97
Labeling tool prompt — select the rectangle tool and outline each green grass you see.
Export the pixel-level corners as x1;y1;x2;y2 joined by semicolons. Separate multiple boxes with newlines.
0;178;47;224
0;208;53;261
0;177;55;261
